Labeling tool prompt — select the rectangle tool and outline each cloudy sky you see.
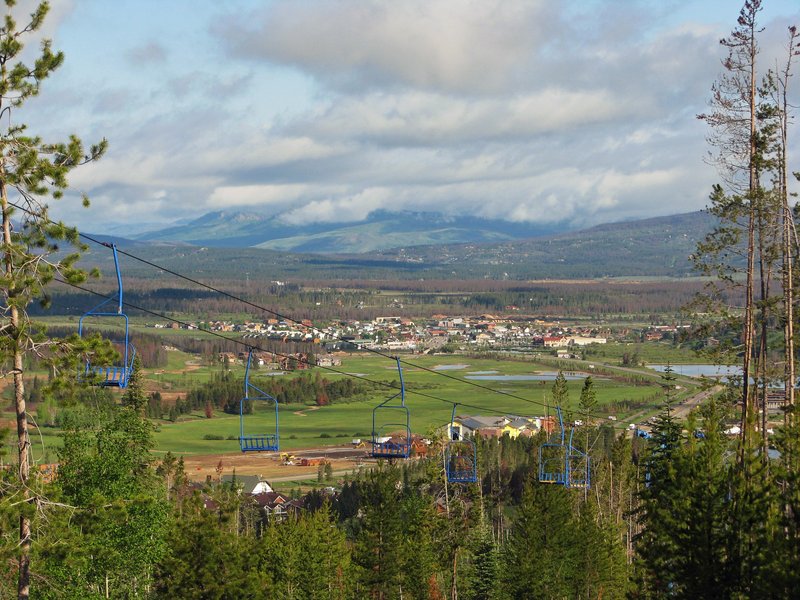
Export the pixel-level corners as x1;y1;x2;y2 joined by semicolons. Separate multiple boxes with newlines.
19;0;800;232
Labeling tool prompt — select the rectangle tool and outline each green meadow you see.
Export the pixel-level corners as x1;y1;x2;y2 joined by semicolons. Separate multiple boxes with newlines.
3;349;694;458
150;353;679;454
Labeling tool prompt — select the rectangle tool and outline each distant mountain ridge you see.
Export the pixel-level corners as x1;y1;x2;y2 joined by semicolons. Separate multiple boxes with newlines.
86;210;719;280
359;210;717;278
136;209;573;253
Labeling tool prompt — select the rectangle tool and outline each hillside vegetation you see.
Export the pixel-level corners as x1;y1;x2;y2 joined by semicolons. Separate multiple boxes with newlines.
82;211;721;281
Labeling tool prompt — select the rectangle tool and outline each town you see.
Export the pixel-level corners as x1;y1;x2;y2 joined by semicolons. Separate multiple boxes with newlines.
151;313;691;358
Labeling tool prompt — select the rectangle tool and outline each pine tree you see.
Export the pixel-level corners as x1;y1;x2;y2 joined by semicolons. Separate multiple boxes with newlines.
121;355;147;414
352;464;405;597
397;492;439;599
631;398;684;596
0;3;106;596
463;517;499;600
551;370;569;408
154;496;268;598
679;400;731;597
578;375;597;421
502;484;577;598
572;502;628;599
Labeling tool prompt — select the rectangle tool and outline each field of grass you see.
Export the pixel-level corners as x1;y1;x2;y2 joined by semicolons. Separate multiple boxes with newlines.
581;341;703;365
2;349;696;460
150;353;673;454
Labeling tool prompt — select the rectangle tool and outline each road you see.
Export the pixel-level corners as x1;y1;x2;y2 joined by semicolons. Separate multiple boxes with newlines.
672;385;722;419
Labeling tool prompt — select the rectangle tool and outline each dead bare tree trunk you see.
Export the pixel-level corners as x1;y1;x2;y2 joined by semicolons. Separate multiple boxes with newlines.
779;27;800;434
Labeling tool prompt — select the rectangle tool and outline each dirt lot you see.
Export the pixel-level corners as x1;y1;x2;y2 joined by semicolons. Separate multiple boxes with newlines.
179;446;371;483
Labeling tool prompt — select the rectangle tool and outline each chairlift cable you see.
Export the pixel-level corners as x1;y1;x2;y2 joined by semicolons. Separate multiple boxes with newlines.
8;200;641;428
53;273;637;431
54;276;539;421
70;229;597;414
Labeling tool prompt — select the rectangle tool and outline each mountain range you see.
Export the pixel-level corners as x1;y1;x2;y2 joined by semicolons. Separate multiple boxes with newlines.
134;209;573;253
84;210;719;281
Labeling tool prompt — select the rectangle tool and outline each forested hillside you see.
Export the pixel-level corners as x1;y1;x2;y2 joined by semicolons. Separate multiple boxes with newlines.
79;211;719;281
3;374;799;598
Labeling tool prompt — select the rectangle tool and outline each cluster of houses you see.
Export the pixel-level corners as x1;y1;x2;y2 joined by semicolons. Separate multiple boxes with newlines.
216;350;345;370
153;313;621;353
449;414;556;439
375;414;558;454
188;475;306;522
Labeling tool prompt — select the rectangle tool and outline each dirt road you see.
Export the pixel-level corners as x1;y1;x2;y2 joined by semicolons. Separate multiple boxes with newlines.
179;445;369;483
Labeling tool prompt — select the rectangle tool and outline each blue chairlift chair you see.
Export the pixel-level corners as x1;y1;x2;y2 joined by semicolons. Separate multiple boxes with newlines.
538;406;591;489
539;405;568;485
371;358;411;459
445;404;477;483
239;350;280;452
566;427;591;489
78;243;136;388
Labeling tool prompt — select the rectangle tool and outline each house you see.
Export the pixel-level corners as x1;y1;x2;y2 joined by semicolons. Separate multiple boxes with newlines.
251;492;304;522
410;436;429;458
221;474;273;495
766;392;789;415
473;332;494;345
567;336;607;346
218;352;238;365
538;415;557;435
449;415;549;440
280;353;310;370
449;415;508;439
543;336;567;347
316;355;342;367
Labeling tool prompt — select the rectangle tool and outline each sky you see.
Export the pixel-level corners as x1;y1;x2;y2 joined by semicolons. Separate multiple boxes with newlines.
17;0;800;233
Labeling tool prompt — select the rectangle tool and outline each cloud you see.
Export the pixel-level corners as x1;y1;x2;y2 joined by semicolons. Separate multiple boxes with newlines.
46;1;800;235
280;187;393;224
220;0;560;94
208;183;312;208
288;88;636;147
127;41;168;65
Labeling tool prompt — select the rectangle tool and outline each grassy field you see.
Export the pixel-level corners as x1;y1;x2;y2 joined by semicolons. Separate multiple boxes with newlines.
150;353;675;454
2;349;696;460
581;341;705;365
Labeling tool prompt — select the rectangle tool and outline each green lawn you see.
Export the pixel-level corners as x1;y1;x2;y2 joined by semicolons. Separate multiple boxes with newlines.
581;341;702;365
151;353;673;453
3;351;695;458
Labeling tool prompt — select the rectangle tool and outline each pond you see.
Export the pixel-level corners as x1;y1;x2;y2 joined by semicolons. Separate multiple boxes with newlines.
465;371;586;382
648;363;793;387
647;364;742;378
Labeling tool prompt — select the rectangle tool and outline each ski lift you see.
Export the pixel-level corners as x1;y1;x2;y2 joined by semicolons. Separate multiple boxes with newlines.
566;427;590;489
371;358;410;459
445;404;477;483
539;405;568;485
239;350;279;452
538;406;591;489
78;243;136;388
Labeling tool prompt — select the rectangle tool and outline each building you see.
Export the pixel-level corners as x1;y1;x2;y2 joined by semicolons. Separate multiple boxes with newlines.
448;415;549;440
221;474;273;495
250;492;304;522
